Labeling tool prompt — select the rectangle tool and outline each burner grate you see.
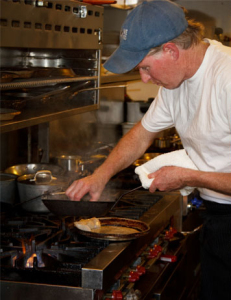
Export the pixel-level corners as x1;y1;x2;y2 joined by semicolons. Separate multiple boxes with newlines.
109;191;162;219
0;215;109;287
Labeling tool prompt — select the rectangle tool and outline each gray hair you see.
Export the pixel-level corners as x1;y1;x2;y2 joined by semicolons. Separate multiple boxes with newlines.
148;19;205;56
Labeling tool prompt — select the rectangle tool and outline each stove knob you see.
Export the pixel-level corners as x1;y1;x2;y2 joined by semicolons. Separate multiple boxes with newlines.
136;265;146;276
128;271;140;282
148;248;159;259
154;244;162;252
165;227;178;239
112;290;123;300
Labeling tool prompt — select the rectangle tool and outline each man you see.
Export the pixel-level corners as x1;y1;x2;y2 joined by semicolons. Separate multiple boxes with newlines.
66;1;231;299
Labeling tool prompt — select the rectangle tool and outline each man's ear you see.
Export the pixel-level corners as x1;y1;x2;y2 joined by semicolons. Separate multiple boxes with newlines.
162;43;179;60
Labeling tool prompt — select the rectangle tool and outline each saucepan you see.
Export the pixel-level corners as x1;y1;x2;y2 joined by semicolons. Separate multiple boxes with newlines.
4;163;64;176
42;186;142;217
17;170;71;213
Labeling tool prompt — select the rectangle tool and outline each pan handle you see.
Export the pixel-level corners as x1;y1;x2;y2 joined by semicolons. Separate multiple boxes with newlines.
48;191;66;196
29;170;57;183
110;185;143;210
13;190;66;209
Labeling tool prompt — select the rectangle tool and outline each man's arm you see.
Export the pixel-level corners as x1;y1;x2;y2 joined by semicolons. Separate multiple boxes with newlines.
148;166;231;196
66;121;159;201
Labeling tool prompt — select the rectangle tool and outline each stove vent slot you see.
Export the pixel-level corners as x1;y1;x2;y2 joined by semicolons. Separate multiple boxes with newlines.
0;0;104;49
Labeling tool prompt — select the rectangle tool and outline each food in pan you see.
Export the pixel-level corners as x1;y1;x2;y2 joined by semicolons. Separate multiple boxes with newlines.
74;217;101;232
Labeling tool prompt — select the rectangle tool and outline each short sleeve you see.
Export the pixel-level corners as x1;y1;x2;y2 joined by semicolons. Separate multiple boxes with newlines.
141;87;175;132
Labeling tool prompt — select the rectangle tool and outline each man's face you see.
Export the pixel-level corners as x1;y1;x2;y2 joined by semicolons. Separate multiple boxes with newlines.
136;49;184;89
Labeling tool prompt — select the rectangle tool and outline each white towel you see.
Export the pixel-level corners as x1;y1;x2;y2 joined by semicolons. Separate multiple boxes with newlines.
135;149;198;196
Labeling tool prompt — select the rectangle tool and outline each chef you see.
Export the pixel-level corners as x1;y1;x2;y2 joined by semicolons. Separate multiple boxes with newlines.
66;1;231;299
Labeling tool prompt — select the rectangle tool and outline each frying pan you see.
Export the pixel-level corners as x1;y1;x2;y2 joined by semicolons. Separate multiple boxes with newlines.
42;186;142;217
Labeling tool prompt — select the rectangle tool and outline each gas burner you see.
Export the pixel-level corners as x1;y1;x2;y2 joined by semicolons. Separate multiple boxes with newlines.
0;215;109;287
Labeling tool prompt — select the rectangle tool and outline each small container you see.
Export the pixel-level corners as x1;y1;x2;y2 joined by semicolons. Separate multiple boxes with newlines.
126;101;149;123
97;100;124;124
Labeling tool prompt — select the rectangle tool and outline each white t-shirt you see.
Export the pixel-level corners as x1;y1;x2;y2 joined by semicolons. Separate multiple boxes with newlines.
142;39;231;204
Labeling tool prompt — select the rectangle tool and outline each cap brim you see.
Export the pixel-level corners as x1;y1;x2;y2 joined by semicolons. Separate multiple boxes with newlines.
103;46;150;74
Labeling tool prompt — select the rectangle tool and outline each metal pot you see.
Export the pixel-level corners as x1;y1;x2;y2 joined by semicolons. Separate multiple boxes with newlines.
133;153;161;167
0;173;17;205
55;154;107;175
4;163;64;176
55;155;83;173
154;137;171;149
17;170;70;213
154;135;182;149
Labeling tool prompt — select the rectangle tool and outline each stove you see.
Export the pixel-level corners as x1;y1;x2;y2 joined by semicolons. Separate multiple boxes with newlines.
1;190;184;300
0;215;109;287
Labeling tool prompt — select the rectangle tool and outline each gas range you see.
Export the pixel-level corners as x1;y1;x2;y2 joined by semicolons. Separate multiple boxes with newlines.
1;190;183;300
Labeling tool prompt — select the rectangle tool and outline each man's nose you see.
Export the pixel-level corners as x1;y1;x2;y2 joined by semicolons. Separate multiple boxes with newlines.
140;72;151;83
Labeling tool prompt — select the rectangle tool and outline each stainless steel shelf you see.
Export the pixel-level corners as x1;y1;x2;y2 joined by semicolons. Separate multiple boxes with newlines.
0;72;139;133
0;104;99;134
101;72;140;84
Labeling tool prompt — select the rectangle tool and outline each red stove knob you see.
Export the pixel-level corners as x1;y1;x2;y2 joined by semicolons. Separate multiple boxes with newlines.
112;290;123;300
129;271;140;282
136;265;146;275
154;244;162;252
148;248;159;259
165;227;178;239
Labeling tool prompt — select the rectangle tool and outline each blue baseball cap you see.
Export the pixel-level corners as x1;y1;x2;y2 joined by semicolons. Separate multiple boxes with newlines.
103;0;188;74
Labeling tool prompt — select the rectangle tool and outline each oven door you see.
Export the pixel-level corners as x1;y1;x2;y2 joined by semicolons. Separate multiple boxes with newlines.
152;242;201;299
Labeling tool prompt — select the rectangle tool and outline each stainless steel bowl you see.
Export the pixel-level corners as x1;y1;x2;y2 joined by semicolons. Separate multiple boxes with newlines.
4;163;64;176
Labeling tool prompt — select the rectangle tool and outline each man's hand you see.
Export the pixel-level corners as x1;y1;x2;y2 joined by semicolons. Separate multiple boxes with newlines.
65;173;106;201
148;166;231;197
148;166;190;193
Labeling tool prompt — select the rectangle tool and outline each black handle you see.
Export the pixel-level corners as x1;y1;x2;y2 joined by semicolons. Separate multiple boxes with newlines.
110;185;143;210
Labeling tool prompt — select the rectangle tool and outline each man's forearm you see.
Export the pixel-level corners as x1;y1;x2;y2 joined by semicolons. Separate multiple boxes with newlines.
94;121;158;183
186;169;231;196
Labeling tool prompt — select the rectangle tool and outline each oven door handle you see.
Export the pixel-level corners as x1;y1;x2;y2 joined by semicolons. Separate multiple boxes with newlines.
181;224;203;236
153;252;186;300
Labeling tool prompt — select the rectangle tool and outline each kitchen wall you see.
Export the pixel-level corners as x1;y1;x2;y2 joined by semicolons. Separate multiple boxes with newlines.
176;0;231;40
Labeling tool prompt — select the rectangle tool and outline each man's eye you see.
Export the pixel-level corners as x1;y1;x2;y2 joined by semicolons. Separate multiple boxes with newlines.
141;67;149;72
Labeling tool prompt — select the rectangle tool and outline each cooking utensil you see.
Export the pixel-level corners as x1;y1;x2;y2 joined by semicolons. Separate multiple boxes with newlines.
29;170;57;183
42;196;114;217
4;163;64;176
42;186;143;217
133;153;161;167
154;137;171;149
154;135;182;149
74;217;150;241
54;154;107;178
0;173;17;205
110;185;142;210
55;155;83;172
17;171;70;213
